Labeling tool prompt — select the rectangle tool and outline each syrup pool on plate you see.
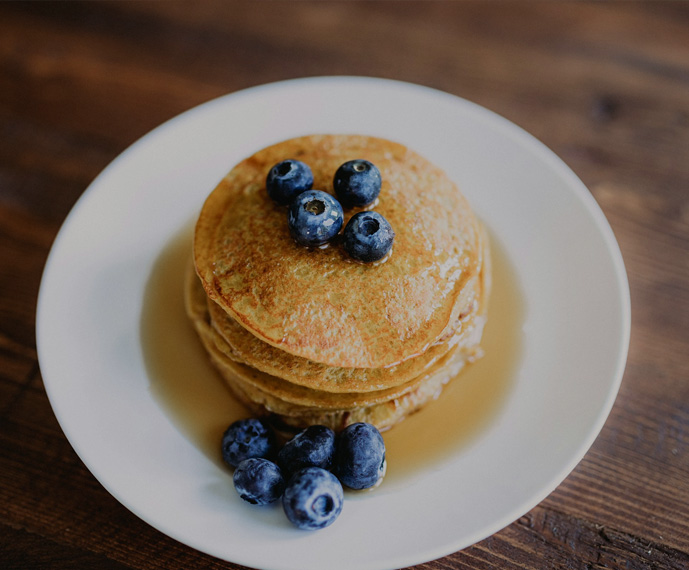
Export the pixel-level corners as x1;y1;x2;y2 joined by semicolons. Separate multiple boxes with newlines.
141;221;524;483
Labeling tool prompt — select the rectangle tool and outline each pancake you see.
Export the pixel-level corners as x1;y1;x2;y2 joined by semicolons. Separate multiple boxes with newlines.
186;262;486;410
205;218;490;394
206;267;484;393
218;346;470;433
194;134;482;369
185;262;479;432
188;134;491;431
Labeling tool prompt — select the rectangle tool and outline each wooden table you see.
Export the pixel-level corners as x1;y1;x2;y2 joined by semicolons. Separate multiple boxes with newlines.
1;2;688;569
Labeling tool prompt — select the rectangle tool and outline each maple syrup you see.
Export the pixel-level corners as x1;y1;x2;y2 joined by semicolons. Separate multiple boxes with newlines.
141;220;524;484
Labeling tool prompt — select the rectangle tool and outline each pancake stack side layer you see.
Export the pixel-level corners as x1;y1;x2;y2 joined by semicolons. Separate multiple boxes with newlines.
188;134;491;432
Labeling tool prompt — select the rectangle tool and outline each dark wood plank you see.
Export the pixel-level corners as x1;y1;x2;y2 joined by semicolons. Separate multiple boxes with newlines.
0;525;134;570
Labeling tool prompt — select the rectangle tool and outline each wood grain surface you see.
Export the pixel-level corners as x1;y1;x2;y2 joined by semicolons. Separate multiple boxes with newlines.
1;2;688;569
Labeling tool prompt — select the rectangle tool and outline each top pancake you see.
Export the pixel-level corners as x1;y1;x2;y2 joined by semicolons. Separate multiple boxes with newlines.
194;134;481;369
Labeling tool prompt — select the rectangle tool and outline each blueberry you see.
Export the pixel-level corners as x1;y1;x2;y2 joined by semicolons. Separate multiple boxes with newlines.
333;159;382;208
335;422;386;490
266;159;314;205
288;190;344;247
221;418;277;468
342;211;394;263
278;425;336;476
233;458;286;505
282;467;344;530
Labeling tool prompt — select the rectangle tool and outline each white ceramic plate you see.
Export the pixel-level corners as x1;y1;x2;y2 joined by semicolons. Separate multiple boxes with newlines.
36;77;630;570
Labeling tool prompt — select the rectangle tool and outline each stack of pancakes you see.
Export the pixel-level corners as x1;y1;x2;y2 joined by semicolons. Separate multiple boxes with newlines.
186;134;490;433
